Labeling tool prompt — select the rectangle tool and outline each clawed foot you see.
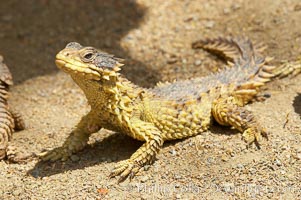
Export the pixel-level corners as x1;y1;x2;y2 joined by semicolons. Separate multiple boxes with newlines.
39;132;89;162
39;147;72;162
109;159;142;182
242;127;268;149
6;145;36;163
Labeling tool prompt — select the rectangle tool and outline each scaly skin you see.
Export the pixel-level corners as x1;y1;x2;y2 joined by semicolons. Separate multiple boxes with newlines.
0;55;25;160
41;37;291;182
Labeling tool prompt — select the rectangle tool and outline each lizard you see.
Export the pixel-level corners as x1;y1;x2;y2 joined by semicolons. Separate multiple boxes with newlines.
40;36;291;182
0;55;25;160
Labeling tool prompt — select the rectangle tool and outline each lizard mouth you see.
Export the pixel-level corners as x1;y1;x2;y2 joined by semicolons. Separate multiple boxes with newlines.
55;53;101;80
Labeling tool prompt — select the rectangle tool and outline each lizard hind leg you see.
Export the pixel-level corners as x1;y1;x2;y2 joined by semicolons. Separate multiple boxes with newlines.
211;96;268;148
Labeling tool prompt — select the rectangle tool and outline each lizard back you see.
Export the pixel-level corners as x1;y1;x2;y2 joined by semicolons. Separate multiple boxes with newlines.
150;37;270;103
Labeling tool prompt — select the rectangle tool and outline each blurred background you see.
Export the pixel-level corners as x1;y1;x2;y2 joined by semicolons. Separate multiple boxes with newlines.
1;0;299;87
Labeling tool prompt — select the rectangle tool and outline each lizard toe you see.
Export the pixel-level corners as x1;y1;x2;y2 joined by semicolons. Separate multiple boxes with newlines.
39;147;71;162
242;127;268;148
110;159;142;182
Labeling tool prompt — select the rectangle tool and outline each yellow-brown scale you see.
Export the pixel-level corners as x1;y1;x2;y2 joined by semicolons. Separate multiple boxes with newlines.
142;94;213;140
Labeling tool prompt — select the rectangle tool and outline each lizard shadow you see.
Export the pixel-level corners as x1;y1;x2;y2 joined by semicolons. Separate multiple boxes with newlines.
293;93;301;118
28;133;142;178
28;125;237;178
209;123;238;136
0;0;160;87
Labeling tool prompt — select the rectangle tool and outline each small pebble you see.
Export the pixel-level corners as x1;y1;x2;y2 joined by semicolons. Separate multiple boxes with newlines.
249;168;256;174
296;147;301;153
275;159;282;166
169;149;177;156
194;60;202;66
231;3;241;10
204;21;215;29
237;164;244;169
280;170;286;175
223;8;230;14
221;155;229;162
140;176;149;183
12;189;22;196
167;57;178;64
175;175;182;180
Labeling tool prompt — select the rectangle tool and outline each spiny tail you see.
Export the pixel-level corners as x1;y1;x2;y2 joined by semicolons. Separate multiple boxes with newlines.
192;36;269;64
192;36;301;79
192;36;280;104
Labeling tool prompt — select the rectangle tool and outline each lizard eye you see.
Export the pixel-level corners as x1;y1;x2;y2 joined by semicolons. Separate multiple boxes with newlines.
80;49;96;62
84;53;93;60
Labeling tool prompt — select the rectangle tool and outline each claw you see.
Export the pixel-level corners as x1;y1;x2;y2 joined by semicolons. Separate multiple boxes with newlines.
110;159;142;182
242;127;268;149
39;147;71;162
129;166;140;180
37;151;48;158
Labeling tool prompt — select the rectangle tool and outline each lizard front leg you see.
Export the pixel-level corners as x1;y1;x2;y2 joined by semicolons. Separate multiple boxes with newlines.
40;111;101;161
110;119;163;182
212;96;268;147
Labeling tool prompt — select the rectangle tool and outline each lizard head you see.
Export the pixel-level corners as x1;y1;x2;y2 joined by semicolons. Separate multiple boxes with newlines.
55;42;124;81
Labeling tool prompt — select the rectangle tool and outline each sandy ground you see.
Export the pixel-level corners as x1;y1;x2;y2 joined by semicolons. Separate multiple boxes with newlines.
0;0;301;199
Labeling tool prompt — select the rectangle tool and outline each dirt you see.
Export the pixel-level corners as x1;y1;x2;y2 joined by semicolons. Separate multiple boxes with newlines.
0;0;301;199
